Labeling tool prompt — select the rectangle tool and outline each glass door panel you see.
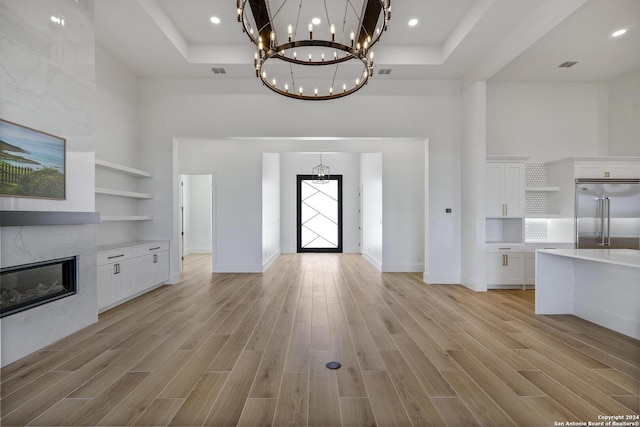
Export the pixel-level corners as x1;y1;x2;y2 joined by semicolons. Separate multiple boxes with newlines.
297;175;342;253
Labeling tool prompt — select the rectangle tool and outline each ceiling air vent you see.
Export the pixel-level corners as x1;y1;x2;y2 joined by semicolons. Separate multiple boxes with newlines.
377;68;392;75
558;61;578;68
211;67;227;74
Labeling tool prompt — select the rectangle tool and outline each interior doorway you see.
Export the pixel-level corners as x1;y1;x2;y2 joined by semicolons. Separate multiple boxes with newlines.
297;174;343;253
180;174;213;272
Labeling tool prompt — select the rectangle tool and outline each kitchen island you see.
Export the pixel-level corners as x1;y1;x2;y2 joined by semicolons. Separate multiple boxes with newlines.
535;249;640;339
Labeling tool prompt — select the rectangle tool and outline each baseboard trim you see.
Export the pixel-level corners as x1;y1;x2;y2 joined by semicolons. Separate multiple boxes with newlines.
382;263;424;273
263;251;281;272
361;252;382;271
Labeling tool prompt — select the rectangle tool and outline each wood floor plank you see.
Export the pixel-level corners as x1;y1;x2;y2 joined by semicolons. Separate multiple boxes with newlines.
64;371;149;426
308;350;341;427
592;368;640;395
27;398;90;426
391;333;456;397
451;332;544;397
513;348;636;415
168;371;229;426
362;370;412;426
68;333;168;398
284;321;312;373
158;334;229;398
97;350;194;425
518;370;604;420
0;351;71;396
237;398;277;426
2;253;637;427
430;397;482;427
447;349;544;426
512;334;633;397
2;350;123;427
1;371;68;416
272;372;309;426
329;333;369;398
441;370;516;426
133;398;185;427
204;350;264;426
249;332;291;398
380;350;446;426
339;397;376;427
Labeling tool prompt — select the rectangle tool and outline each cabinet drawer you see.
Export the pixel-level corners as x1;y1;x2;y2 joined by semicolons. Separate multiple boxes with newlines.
97;248;137;266
137;241;169;256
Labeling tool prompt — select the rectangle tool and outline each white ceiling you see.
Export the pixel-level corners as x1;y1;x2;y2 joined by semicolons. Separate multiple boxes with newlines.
95;0;640;84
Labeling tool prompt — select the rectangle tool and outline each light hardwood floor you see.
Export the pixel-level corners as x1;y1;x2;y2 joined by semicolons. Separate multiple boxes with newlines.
1;253;638;426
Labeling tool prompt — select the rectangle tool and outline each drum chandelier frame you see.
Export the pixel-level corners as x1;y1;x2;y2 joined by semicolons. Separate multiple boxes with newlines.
236;0;391;100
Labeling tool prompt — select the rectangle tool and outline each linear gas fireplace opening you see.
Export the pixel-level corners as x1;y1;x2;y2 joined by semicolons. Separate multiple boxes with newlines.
0;256;78;318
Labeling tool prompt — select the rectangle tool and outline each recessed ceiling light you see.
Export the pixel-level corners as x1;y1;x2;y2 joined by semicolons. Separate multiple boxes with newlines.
51;15;65;26
408;18;418;27
611;28;627;37
312;17;321;26
210;16;221;25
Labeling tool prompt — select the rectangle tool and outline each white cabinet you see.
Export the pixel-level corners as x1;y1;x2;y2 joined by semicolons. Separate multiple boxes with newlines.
486;247;524;287
96;248;137;309
136;242;170;292
523;243;575;287
486;162;525;218
97;241;169;312
524;252;535;285
574;161;639;179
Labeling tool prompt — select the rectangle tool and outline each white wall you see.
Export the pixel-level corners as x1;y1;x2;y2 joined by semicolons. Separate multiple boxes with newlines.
262;153;280;269
486;82;609;162
177;139;263;273
95;45;142;245
360;153;383;269
138;79;462;283
0;0;97;367
182;174;212;255
609;69;640;156
0;0;95;213
177;138;427;274
460;82;487;291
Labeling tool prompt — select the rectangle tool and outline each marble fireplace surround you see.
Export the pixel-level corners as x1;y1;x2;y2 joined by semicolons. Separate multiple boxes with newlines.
0;211;100;367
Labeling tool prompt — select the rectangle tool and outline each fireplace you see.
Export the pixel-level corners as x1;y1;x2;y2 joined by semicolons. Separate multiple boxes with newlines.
0;256;78;318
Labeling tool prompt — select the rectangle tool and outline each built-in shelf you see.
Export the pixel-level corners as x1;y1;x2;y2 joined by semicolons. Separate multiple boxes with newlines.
101;216;153;222
525;186;560;192
95;159;152;178
95;187;152;199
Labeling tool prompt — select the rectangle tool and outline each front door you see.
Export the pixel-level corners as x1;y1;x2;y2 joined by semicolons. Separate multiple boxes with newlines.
297;175;343;253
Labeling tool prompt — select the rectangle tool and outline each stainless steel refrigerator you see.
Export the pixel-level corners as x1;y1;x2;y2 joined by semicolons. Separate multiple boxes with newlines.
575;178;640;249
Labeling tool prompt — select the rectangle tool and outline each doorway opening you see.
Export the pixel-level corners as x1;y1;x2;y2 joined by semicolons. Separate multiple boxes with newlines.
297;174;343;253
180;174;213;272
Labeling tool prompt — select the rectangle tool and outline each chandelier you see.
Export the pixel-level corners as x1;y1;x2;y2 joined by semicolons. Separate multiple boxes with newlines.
236;0;391;100
312;154;330;183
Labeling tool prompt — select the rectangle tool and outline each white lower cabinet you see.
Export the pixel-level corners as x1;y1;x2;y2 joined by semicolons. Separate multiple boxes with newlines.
97;241;169;312
525;252;536;286
486;247;524;287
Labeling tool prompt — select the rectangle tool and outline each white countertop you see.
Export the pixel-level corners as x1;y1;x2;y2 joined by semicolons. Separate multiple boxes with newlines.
537;248;640;269
98;240;166;252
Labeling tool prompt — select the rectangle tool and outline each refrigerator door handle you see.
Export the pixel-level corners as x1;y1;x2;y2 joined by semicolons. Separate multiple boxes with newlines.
598;197;605;246
606;197;611;246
